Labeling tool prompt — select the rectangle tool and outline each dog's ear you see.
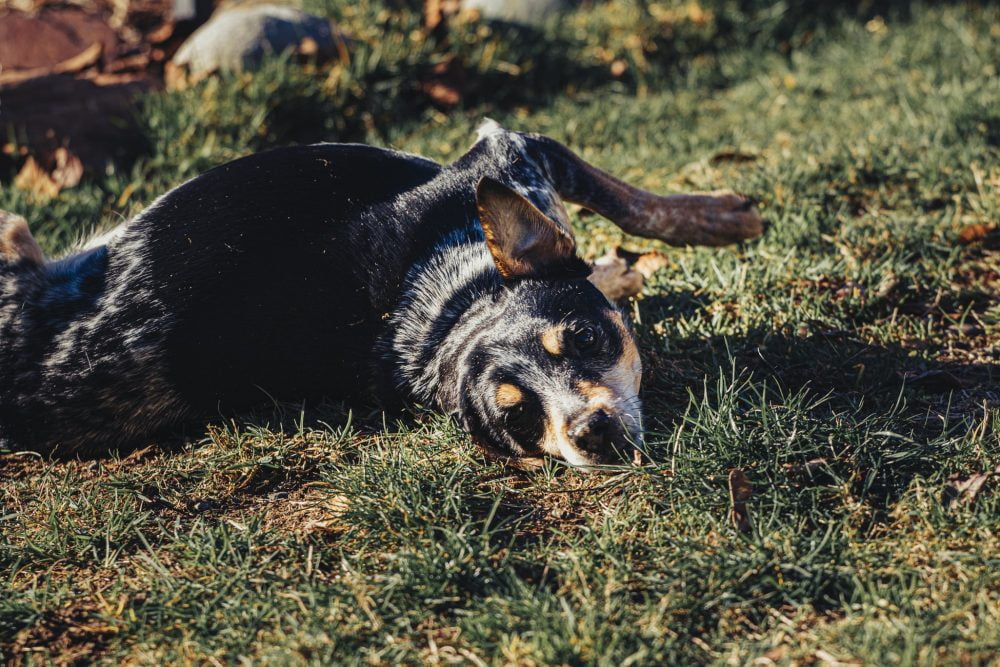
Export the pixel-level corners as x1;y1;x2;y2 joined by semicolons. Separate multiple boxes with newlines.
476;177;590;280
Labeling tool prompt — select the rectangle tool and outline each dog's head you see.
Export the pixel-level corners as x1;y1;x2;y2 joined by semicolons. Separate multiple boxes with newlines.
454;178;643;466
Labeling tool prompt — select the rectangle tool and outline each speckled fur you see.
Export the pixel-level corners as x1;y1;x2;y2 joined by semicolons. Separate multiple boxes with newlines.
0;122;759;461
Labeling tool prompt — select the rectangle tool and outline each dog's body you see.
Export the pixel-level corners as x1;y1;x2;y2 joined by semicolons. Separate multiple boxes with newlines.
0;122;761;463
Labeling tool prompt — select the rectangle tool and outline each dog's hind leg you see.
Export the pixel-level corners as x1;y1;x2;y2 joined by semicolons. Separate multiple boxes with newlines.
524;134;764;247
0;211;45;267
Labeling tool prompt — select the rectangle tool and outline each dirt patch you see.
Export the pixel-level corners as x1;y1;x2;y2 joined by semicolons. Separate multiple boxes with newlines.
3;598;118;667
0;1;184;180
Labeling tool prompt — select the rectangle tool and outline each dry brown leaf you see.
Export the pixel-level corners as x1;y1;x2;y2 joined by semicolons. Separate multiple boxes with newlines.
51;147;84;188
15;157;61;199
420;57;465;108
632;250;669;278
710;150;759;164
424;0;444;29
945;464;999;509
958;223;996;244
590;255;644;300
0;41;103;86
423;81;461;107
424;0;462;29
728;468;753;533
589;247;669;301
145;20;175;45
632;448;645;466
14;147;83;198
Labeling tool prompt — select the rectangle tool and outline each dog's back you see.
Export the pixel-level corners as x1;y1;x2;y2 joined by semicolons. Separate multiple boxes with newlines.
1;124;761;459
0;144;444;453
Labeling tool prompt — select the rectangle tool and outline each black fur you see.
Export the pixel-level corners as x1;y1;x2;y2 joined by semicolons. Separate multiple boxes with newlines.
0;123;645;462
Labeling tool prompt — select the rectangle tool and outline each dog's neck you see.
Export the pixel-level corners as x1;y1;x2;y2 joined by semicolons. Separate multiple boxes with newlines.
380;230;502;413
376;132;565;411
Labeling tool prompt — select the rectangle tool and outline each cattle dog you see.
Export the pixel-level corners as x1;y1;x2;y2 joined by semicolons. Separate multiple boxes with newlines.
0;121;762;466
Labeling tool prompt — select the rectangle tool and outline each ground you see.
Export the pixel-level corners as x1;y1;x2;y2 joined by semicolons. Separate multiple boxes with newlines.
1;1;999;664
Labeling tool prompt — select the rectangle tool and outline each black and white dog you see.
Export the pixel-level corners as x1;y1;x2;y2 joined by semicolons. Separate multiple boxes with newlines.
0;121;761;465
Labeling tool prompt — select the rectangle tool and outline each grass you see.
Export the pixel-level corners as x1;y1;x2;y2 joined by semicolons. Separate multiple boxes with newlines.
1;0;999;663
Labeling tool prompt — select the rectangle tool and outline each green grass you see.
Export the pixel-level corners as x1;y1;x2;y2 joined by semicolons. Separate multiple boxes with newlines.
2;1;998;663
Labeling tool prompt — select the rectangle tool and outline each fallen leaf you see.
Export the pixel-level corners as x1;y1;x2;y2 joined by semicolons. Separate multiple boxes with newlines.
14;148;83;198
422;81;461;107
631;250;670;278
0;41;103;86
590;255;644;300
728;468;753;533
710;150;759;164
14;157;60;199
146;21;175;45
944;464;999;509
958;223;996;244
424;0;462;29
632;448;645;466
420;57;465;108
51;147;84;188
589;247;669;300
106;52;151;74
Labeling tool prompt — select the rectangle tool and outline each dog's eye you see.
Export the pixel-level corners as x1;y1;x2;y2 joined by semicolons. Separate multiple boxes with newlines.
504;402;538;439
506;403;531;427
571;325;600;355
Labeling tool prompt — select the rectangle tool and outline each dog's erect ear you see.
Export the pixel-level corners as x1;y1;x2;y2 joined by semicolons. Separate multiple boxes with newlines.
0;211;44;267
476;177;590;280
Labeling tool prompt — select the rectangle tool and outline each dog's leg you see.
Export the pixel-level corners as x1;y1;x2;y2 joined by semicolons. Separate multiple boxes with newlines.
525;134;764;247
0;211;44;267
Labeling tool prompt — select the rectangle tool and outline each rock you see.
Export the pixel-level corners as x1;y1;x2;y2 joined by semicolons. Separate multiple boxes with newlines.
168;4;340;85
463;0;576;26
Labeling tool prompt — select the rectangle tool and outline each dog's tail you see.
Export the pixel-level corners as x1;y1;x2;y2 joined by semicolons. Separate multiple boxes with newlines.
522;132;764;247
0;211;45;268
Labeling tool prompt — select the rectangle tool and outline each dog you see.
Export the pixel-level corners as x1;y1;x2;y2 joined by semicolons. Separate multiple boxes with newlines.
0;121;761;465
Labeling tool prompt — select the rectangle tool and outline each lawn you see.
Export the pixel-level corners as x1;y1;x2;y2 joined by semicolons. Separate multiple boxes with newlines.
1;0;998;664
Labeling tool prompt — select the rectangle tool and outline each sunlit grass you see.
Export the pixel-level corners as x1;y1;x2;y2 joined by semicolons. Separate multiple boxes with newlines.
2;1;998;663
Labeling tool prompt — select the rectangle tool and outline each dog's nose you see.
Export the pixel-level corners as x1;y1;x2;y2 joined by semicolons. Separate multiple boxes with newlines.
568;409;613;452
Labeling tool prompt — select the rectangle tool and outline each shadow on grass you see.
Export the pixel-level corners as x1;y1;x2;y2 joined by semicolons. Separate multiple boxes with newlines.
636;289;997;510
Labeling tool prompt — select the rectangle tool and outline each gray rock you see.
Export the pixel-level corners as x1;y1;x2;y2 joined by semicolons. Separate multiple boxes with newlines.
172;4;337;75
464;0;577;26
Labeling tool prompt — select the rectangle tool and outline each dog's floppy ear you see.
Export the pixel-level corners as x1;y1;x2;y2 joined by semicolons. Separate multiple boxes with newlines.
476;177;590;280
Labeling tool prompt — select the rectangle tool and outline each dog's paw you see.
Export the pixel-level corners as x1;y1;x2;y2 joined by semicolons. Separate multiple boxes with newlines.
0;211;44;266
685;191;765;246
646;191;764;247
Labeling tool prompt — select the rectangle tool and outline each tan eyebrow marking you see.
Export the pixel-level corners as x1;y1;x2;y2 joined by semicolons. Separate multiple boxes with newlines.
540;325;564;356
495;383;524;408
576;379;615;403
576;316;642;400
